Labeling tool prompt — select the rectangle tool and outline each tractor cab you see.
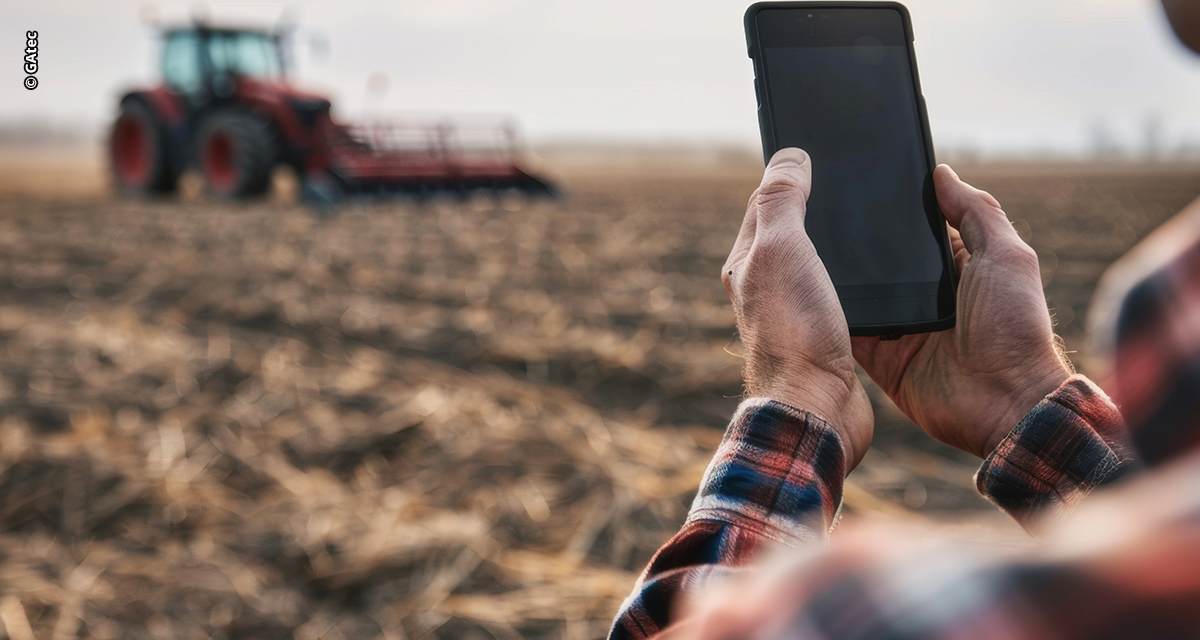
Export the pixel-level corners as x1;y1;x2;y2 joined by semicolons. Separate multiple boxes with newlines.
161;27;286;106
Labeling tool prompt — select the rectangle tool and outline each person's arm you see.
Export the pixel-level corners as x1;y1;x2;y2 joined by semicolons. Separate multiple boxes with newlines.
623;383;1143;640
659;458;1200;640
623;162;1187;640
610;149;874;639
609;400;845;640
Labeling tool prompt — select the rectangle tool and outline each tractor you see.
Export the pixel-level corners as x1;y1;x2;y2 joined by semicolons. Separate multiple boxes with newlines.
110;22;557;203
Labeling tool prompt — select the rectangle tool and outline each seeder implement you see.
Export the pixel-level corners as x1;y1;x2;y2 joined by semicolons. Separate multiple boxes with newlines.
323;119;557;201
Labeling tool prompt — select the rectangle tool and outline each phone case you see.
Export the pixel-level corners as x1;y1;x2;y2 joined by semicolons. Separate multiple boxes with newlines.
744;1;957;337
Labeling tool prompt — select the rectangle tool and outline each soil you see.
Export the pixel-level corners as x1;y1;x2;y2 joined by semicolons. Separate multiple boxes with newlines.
0;149;1197;639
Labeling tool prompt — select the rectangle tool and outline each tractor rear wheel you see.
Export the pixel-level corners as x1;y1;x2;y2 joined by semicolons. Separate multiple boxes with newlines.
110;101;178;195
195;111;276;199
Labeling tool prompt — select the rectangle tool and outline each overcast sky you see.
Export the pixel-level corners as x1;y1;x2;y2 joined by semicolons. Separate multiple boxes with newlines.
5;0;1200;155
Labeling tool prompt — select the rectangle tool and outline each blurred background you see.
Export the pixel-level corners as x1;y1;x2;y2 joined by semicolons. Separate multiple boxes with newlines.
8;0;1200;154
1;1;1199;638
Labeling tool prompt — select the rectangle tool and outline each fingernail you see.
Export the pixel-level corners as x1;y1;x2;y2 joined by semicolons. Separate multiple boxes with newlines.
767;148;809;169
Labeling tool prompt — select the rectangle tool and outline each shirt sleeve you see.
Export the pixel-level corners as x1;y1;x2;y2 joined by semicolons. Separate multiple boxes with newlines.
608;398;846;640
975;374;1140;531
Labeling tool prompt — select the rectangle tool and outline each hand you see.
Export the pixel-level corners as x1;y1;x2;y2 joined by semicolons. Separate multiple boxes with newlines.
723;149;873;470
852;165;1072;459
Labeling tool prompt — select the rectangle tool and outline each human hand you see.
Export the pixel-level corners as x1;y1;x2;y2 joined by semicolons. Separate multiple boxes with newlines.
851;165;1071;459
723;148;873;469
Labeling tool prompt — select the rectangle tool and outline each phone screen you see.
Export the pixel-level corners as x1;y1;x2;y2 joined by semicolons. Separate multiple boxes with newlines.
752;6;954;332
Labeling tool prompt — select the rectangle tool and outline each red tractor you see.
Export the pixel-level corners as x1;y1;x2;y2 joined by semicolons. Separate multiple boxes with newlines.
110;23;557;203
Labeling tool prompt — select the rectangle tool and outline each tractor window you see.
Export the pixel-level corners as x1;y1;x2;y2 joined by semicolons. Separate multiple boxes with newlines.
207;32;281;80
162;31;203;96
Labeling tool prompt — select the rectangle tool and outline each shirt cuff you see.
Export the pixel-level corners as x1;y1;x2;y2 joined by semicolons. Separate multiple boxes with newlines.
687;398;846;545
975;374;1136;529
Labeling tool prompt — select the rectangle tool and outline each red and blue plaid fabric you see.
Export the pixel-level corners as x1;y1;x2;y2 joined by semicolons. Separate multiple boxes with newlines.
975;375;1137;530
609;375;1142;639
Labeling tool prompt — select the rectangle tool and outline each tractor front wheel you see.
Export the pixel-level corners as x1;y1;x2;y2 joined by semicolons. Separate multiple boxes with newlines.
195;111;276;199
110;101;177;195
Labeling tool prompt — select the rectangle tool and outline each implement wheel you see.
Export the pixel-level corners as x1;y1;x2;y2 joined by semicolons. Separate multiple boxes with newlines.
195;111;276;199
110;101;177;194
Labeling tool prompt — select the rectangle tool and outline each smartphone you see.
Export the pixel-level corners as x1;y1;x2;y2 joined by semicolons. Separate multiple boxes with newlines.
745;2;956;336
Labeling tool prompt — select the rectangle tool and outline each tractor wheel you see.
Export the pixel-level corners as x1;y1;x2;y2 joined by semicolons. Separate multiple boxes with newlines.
110;101;178;195
195;111;276;199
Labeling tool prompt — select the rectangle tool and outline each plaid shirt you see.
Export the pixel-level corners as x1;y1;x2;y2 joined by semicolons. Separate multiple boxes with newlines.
610;224;1200;639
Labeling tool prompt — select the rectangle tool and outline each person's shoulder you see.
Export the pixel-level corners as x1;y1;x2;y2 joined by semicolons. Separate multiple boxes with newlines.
1089;195;1200;374
1090;196;1200;466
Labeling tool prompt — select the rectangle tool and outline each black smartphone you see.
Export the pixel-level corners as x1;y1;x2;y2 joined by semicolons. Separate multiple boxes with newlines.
744;2;956;336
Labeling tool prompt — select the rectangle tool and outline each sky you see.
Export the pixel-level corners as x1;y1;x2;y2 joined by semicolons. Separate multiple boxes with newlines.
5;0;1200;156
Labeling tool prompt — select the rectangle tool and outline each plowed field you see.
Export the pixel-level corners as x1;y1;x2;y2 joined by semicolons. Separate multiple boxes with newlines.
0;149;1197;639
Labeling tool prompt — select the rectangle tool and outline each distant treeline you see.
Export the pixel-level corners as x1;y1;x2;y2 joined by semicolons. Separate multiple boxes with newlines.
0;120;100;147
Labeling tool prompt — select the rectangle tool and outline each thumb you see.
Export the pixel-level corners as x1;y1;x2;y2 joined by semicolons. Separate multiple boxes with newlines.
933;164;1019;255
754;148;813;231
